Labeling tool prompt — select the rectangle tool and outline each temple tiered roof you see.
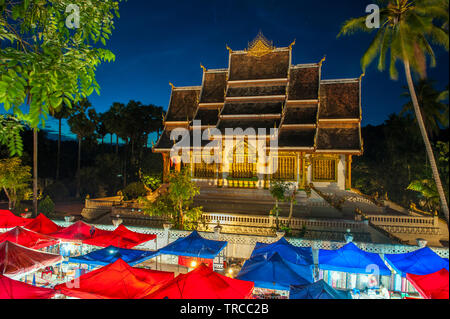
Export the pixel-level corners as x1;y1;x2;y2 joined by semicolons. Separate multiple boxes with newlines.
154;33;363;154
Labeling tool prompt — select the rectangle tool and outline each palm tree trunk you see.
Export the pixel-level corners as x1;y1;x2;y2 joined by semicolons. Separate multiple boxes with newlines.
404;60;449;222
56;118;61;180
33;128;38;217
76;136;82;198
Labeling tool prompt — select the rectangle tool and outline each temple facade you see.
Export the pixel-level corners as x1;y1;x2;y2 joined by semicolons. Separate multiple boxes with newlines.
153;33;363;191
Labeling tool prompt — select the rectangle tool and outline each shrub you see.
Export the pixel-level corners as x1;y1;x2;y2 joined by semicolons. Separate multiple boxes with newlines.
45;181;69;201
122;182;147;201
38;195;55;216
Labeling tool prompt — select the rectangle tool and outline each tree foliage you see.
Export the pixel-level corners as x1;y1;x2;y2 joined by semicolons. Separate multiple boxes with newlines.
143;168;202;230
0;157;31;210
0;0;122;153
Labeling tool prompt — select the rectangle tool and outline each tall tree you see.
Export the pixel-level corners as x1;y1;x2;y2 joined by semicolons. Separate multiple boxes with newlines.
401;80;449;138
338;0;449;221
50;103;72;180
68;99;96;198
0;1;122;215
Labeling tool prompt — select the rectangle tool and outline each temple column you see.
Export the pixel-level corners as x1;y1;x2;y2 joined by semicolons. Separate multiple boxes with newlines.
162;152;170;183
345;155;352;190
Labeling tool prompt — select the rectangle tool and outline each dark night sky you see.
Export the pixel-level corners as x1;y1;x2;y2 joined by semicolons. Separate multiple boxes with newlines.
11;0;450;141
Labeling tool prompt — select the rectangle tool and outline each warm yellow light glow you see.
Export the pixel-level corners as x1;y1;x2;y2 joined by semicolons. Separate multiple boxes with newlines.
228;268;233;274
190;261;197;268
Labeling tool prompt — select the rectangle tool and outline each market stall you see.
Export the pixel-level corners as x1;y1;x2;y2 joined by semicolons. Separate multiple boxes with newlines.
384;247;449;296
49;220;111;257
158;231;227;271
143;263;254;299
0;227;60;250
289;279;352;299
236;252;313;298
251;237;314;277
0;274;56;299
54;258;174;299
23;214;64;235
82;224;157;249
406;269;449;299
0;209;32;230
0;241;63;280
318;242;391;297
68;245;159;267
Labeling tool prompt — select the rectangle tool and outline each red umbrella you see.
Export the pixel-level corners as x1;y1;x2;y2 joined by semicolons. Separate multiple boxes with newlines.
54;258;174;299
406;268;449;299
0;241;63;279
144;264;255;299
24;214;63;235
0;274;56;299
0;227;59;250
0;210;32;229
83;224;156;249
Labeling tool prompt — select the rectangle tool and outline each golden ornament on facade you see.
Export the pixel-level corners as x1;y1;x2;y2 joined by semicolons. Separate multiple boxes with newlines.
246;31;275;57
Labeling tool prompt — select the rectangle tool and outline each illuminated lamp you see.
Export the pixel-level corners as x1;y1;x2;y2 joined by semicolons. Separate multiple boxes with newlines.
190;260;197;268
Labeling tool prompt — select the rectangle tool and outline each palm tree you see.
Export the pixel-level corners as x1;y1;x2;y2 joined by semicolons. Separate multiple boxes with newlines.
50;103;72;180
338;0;449;221
401;80;449;138
68;99;96;198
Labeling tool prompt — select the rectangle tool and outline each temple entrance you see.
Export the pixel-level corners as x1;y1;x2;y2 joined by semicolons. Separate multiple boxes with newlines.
227;140;258;188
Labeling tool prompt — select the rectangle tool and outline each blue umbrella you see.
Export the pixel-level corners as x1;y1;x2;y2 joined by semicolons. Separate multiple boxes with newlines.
237;252;313;291
290;280;352;299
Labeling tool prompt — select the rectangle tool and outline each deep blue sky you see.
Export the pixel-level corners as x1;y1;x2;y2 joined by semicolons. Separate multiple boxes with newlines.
13;0;450;141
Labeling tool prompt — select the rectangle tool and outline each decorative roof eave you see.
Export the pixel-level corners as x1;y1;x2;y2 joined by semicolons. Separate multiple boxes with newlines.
281;124;317;129
152;148;172;153
225;95;286;102
318;118;361;124
197;102;224;109
321;78;360;84
291;63;321;69
219;114;282;119
170;85;202;91
165;121;190;126
286;99;319;105
228;78;288;86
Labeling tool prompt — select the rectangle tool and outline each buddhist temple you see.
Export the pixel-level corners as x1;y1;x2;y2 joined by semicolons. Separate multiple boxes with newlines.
153;32;363;191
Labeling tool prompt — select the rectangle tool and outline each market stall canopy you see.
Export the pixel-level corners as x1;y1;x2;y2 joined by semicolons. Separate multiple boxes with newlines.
384;247;449;277
49;220;109;243
24;214;63;235
54;258;174;299
289;279;352;299
0;274;56;299
251;237;313;266
318;242;391;276
82;225;156;249
0;210;32;229
406;269;449;299
0;241;63;279
0;227;60;250
69;245;159;267
158;231;227;259
236;252;313;291
144;264;254;299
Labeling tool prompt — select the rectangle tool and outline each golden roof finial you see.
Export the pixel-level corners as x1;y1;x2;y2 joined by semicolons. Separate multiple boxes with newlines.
359;72;365;80
169;82;174;90
289;39;296;50
200;63;206;72
247;31;274;57
319;55;326;66
226;44;233;54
